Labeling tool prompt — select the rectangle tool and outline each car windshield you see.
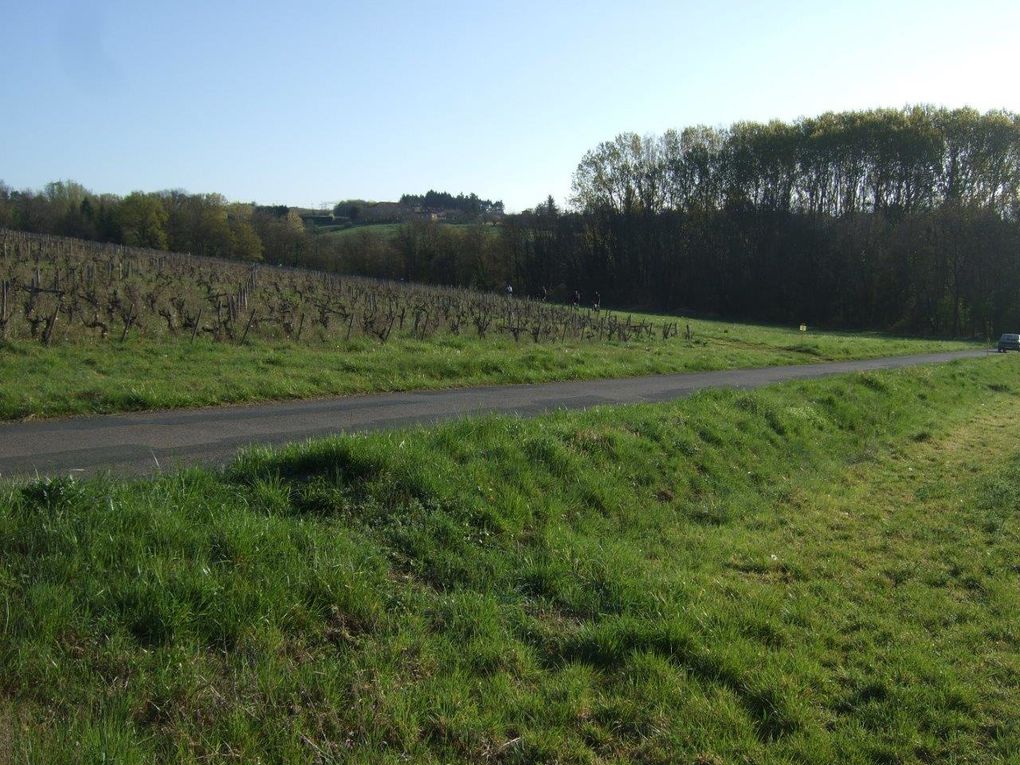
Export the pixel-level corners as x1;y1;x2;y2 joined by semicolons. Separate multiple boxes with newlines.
1001;334;1020;341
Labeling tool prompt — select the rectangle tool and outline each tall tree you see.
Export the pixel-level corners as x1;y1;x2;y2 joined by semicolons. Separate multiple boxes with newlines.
118;192;168;250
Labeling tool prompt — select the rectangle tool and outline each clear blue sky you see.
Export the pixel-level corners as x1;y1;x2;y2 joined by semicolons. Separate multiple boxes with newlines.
2;0;1017;211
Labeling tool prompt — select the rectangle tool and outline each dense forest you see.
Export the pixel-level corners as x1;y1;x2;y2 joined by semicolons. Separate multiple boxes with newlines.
2;106;1018;337
559;106;1020;336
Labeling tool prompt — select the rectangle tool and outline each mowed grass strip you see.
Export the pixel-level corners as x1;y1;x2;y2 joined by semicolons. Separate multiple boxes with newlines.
0;317;973;420
2;357;1018;763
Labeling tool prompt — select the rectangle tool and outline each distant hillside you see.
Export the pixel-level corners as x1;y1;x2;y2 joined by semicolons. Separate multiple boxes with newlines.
299;190;504;230
398;190;504;218
323;221;500;243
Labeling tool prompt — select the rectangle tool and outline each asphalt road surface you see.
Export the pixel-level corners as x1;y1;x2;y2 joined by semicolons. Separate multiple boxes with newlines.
0;350;986;479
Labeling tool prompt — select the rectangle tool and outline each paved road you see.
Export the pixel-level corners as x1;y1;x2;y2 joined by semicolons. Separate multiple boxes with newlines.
0;350;987;479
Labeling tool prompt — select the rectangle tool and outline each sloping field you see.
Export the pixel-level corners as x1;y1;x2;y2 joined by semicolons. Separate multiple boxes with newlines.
2;356;1018;763
0;228;976;420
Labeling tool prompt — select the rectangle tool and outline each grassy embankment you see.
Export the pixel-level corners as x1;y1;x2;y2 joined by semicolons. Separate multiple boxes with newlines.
2;356;1018;763
0;315;975;420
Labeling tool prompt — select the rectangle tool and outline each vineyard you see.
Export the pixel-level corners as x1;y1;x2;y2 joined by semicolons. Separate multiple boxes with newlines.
0;229;678;347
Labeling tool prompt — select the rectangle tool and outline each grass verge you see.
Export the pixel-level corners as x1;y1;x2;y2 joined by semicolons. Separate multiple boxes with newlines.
0;316;974;420
1;356;1017;763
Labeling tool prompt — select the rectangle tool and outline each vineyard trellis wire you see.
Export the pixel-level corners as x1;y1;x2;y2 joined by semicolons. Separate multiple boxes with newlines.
0;229;679;346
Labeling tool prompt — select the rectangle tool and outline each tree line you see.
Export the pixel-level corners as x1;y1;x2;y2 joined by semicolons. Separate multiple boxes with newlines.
331;190;504;226
398;190;504;217
555;106;1020;337
0;182;306;264
3;105;1018;337
571;107;1020;218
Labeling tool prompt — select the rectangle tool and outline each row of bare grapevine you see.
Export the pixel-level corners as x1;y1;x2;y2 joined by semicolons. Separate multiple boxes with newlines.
0;229;678;346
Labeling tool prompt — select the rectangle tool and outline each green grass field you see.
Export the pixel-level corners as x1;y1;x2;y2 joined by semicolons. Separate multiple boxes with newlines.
322;222;404;240
321;222;498;241
0;316;975;420
2;356;1017;763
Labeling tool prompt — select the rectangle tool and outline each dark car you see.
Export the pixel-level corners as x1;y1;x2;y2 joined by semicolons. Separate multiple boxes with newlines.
997;333;1020;352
